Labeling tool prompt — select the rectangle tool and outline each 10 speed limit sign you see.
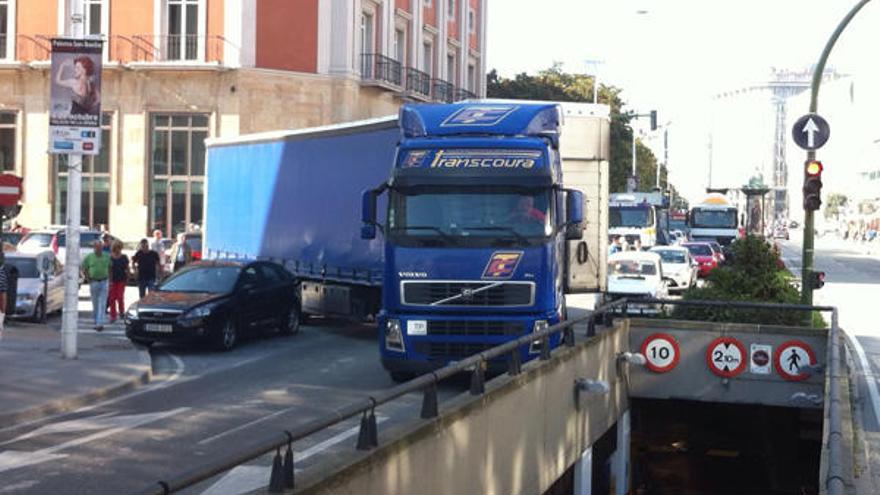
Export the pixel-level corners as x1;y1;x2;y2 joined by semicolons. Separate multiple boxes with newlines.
640;333;680;373
706;336;747;378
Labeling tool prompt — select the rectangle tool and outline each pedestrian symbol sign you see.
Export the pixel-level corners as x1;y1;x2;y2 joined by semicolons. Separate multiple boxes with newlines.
706;337;746;378
774;340;817;381
640;333;680;373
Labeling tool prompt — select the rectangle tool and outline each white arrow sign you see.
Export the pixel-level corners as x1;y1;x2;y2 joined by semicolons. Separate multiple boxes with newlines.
802;118;820;148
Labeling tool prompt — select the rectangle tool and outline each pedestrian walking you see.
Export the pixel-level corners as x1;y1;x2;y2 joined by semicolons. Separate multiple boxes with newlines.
82;240;111;331
149;229;167;279
0;253;8;343
107;240;130;323
169;233;192;273
132;239;161;298
101;232;112;253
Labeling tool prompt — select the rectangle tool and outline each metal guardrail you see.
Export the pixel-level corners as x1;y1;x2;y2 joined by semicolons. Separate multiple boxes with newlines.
139;298;628;494
140;297;846;495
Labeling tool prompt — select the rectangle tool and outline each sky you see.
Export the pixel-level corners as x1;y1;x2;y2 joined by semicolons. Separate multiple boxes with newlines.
487;0;880;203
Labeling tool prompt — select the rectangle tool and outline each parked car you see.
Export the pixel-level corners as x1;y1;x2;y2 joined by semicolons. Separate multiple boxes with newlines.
606;251;668;313
6;252;64;322
124;260;300;351
650;246;698;293
706;241;726;264
683;242;718;278
18;227;120;261
2;232;23;251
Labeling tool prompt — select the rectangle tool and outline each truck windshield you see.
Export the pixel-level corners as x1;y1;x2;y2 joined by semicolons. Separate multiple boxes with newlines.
610;206;654;228
692;209;737;229
388;186;552;246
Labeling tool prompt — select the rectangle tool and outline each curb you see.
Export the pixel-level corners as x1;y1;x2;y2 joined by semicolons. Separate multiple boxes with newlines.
0;345;153;429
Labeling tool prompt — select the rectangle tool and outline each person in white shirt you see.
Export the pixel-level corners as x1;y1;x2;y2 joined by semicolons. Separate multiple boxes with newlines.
149;229;166;277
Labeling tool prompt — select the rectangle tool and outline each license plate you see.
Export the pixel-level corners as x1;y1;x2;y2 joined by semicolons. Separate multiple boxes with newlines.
145;323;173;333
407;320;427;336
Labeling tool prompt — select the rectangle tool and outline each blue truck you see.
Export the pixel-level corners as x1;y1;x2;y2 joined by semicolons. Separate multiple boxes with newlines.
204;102;610;380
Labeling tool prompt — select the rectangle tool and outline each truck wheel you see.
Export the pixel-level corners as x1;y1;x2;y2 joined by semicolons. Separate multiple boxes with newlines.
214;319;238;351
280;304;300;335
389;371;414;383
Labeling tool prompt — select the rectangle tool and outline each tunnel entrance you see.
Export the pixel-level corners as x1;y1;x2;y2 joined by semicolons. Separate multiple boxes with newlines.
631;398;822;494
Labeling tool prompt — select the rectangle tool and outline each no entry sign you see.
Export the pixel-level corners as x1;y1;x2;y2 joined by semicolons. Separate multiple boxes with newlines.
706;337;746;378
640;333;680;373
750;344;772;375
774;340;817;381
0;174;22;207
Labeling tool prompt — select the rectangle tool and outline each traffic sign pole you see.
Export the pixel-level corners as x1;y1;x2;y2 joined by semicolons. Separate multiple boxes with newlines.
61;0;84;360
801;0;872;309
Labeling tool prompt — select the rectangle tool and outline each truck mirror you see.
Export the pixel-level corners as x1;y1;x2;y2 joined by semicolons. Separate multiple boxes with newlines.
361;189;377;224
361;224;377;240
566;189;584;225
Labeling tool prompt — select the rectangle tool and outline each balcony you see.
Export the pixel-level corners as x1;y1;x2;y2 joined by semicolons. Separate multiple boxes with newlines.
432;79;455;103
360;53;402;89
109;35;234;65
404;67;432;101
455;88;477;101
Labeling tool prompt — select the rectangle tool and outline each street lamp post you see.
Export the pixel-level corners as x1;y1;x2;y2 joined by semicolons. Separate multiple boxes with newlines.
801;0;872;307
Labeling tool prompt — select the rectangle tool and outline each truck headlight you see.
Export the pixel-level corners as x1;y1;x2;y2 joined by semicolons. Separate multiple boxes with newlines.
385;319;405;353
529;319;549;354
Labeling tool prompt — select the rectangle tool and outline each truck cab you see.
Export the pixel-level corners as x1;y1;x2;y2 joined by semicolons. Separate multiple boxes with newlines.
688;193;741;246
609;192;670;250
362;103;587;380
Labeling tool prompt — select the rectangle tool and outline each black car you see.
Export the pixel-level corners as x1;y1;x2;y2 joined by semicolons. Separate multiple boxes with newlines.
124;260;300;350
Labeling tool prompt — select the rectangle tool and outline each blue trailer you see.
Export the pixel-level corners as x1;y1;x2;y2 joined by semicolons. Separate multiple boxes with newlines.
204;102;610;381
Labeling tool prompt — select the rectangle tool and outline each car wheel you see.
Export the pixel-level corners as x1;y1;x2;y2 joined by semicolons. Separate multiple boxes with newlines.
214;319;238;352
280;303;301;335
32;297;46;323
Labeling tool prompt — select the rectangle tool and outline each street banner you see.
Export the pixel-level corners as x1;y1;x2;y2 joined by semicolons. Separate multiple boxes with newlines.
49;38;103;155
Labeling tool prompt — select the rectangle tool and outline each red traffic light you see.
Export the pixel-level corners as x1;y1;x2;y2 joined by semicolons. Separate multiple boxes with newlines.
811;271;825;289
805;160;823;176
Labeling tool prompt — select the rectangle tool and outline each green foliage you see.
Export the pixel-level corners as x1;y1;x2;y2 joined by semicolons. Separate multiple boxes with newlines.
486;64;665;193
672;236;812;326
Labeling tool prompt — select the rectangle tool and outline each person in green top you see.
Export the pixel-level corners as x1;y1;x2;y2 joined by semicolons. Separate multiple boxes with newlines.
82;240;111;331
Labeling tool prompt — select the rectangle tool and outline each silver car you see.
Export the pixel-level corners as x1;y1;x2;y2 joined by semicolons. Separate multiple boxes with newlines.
6;253;65;322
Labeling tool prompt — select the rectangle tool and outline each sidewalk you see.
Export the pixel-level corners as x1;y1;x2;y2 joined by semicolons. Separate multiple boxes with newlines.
0;317;152;428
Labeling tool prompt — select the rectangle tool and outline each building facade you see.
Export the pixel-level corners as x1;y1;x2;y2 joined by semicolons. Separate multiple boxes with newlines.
0;0;487;241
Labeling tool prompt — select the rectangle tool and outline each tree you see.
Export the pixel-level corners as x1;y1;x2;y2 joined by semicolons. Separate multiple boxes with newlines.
487;65;668;193
824;193;847;220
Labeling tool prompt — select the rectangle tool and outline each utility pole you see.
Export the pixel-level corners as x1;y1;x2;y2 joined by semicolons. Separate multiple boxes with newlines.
801;0;871;307
61;0;84;359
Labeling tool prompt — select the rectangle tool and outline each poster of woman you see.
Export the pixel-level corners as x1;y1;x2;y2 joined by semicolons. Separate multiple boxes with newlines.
48;38;103;155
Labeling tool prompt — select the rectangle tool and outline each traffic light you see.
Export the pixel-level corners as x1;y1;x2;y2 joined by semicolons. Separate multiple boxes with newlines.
803;159;823;211
650;110;658;131
810;270;825;289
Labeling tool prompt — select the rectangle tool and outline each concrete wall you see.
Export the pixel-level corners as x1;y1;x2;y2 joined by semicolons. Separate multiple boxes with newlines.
296;321;630;495
629;319;827;408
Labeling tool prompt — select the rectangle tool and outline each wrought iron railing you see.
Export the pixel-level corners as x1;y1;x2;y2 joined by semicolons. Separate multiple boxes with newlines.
405;67;432;99
360;53;403;87
432;78;455;103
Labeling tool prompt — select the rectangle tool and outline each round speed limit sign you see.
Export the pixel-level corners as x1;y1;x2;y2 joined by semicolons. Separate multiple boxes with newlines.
640;333;680;373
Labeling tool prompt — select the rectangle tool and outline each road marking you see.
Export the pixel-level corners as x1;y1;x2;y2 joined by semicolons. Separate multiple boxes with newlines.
197;406;300;446
199;418;388;495
844;333;880;425
0;407;190;473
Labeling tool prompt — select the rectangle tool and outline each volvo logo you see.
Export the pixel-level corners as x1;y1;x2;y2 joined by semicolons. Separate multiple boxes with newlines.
460;288;475;301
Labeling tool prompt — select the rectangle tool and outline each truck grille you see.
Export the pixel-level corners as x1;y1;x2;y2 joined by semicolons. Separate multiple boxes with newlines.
402;281;533;306
426;320;524;337
412;342;498;361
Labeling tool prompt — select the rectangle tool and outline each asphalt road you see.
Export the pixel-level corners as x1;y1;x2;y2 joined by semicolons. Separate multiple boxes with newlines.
0;314;465;495
777;230;880;485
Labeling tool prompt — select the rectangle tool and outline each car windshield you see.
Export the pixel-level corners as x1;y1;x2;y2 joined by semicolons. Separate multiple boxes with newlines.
389;186;552;245
653;250;687;264
6;258;39;278
692;209;737;229
57;232;102;248
610;206;654;228
609;259;658;276
158;266;240;293
685;244;713;256
19;233;53;249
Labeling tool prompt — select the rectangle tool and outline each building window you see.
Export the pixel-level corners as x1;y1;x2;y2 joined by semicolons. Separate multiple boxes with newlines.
360;12;375;54
150;114;209;237
468;8;475;33
166;0;200;61
467;64;475;91
394;28;405;63
447;0;455;18
0;112;14;171
84;0;103;37
423;41;433;77
53;113;112;229
447;52;456;82
0;0;10;59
